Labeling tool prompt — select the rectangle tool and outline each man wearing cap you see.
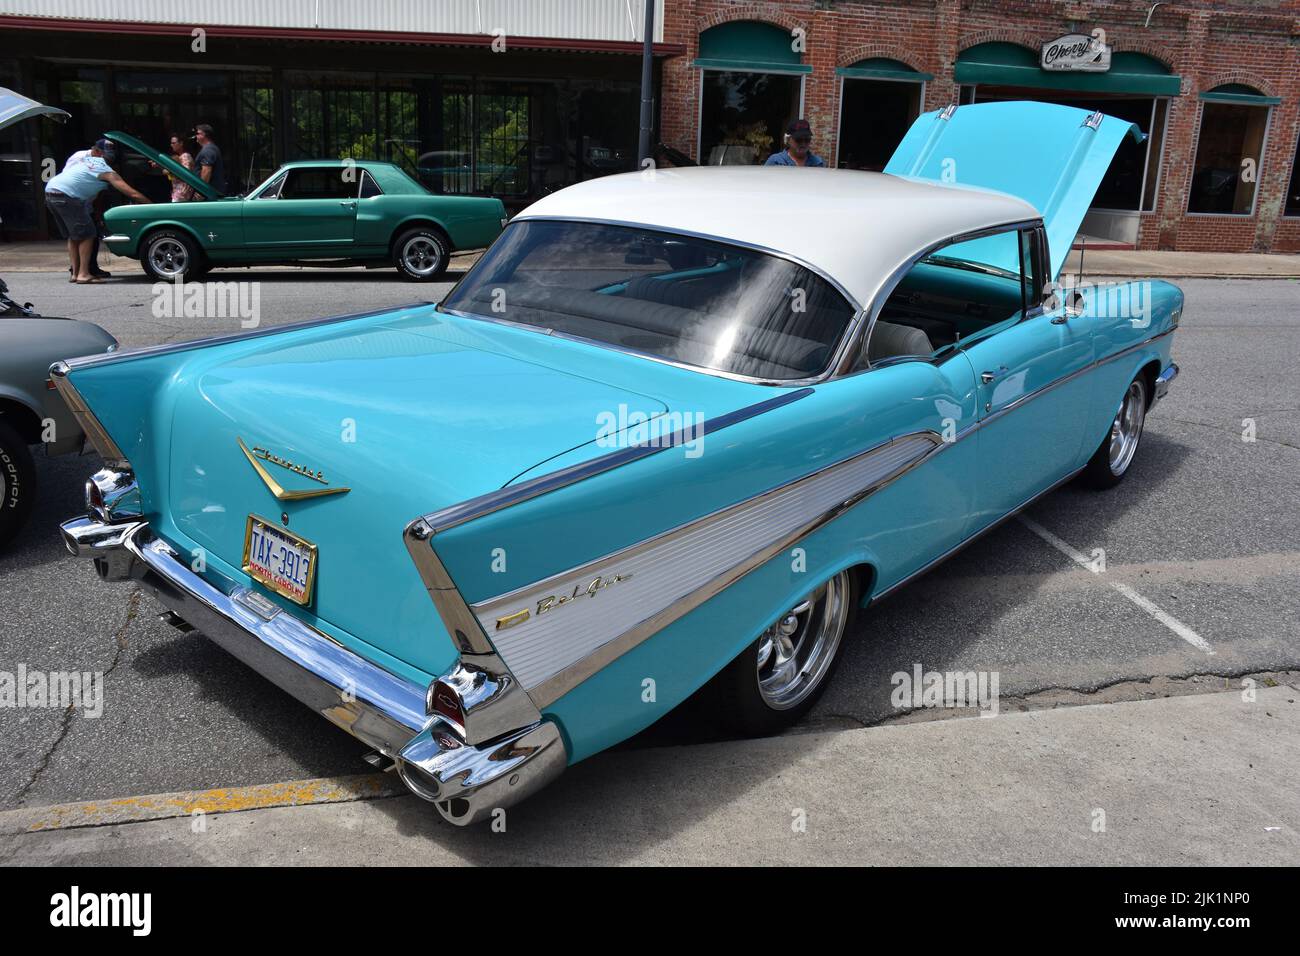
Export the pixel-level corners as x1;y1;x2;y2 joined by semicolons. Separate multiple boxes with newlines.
765;119;826;167
45;140;149;283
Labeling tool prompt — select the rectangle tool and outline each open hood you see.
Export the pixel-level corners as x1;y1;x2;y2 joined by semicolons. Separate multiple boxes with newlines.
885;101;1143;279
0;87;69;132
105;129;223;200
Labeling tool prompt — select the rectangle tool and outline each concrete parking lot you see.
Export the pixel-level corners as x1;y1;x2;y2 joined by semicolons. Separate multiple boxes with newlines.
0;264;1297;859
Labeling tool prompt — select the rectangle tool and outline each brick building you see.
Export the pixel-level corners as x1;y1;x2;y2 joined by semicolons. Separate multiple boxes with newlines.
658;1;1300;253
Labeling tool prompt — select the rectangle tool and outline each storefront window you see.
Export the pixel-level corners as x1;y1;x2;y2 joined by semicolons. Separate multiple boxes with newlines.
838;74;923;172
1286;132;1300;218
699;71;802;165
1188;89;1271;215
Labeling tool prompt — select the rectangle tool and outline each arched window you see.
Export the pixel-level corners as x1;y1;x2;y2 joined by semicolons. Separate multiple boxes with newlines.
694;21;809;165
1189;84;1279;215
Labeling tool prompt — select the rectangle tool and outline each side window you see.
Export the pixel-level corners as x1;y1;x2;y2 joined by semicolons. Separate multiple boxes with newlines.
255;171;286;199
280;168;358;200
358;170;383;199
861;226;1035;367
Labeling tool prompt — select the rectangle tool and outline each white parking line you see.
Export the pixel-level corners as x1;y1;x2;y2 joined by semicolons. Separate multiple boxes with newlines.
1017;515;1215;656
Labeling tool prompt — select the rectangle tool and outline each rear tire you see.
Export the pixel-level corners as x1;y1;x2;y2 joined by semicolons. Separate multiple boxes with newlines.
0;418;36;548
704;569;858;737
140;229;203;282
1082;375;1147;489
393;227;449;281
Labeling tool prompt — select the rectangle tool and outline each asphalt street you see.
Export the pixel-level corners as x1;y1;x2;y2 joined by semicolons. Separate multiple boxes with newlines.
1;267;1297;814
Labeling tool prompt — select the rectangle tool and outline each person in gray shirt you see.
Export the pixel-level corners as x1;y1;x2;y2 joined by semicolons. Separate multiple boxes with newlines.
193;123;227;195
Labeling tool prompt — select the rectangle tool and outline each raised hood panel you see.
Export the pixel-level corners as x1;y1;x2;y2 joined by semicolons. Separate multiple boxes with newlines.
106;129;222;200
165;315;668;676
885;102;1143;278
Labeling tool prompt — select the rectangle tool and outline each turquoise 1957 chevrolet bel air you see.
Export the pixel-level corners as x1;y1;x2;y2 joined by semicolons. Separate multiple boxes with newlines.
57;103;1180;823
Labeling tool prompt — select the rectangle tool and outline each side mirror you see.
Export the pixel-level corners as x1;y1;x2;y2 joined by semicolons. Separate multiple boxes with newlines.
1051;288;1086;325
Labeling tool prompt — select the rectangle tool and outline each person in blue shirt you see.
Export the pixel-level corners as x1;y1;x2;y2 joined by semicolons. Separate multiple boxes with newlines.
45;139;148;283
764;119;826;167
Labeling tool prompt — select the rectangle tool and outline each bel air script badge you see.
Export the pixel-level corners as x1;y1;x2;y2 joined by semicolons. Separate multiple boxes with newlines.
495;572;632;631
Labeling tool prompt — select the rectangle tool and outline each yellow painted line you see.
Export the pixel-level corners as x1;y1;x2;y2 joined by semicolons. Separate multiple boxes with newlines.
0;773;402;835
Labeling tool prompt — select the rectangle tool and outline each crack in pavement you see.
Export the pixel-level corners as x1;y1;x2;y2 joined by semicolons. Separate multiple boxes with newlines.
1165;415;1300;453
14;589;141;807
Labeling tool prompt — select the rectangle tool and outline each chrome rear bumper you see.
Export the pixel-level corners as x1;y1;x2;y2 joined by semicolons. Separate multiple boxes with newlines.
59;516;566;825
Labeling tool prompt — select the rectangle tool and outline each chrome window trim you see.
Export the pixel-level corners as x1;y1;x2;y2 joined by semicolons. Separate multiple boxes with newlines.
53;303;432;372
448;215;868;387
359;169;383;198
846;217;1045;376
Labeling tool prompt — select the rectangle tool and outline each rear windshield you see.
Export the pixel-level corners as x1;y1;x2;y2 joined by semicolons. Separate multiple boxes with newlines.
440;220;857;380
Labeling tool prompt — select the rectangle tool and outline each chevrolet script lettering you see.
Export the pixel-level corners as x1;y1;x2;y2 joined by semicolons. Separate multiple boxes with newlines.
251;445;329;484
495;572;632;631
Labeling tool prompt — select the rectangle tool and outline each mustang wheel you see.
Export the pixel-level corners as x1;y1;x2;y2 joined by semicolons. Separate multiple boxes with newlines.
707;569;857;736
0;417;36;548
1083;375;1147;489
394;227;449;281
141;230;202;282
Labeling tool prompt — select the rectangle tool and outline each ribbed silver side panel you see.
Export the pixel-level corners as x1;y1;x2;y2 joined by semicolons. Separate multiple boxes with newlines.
473;434;938;691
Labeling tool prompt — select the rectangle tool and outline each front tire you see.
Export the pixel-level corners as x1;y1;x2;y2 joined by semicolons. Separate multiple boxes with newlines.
393;227;449;281
140;229;203;282
1082;375;1148;489
0;418;36;548
705;569;858;736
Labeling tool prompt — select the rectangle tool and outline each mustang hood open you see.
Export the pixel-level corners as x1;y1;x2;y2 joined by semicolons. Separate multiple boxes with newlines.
885;101;1143;279
105;128;222;200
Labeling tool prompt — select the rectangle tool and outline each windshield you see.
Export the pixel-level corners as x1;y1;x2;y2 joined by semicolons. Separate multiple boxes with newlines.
440;220;857;381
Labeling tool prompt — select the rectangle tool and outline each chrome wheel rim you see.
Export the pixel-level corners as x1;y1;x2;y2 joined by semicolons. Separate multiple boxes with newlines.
1108;379;1147;476
401;236;443;276
756;570;851;710
148;238;188;278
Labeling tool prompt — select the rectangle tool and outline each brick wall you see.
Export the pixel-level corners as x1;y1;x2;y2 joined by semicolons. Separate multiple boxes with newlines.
659;0;1300;253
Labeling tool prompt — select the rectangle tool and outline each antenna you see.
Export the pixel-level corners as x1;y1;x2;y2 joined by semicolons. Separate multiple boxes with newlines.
1078;234;1087;288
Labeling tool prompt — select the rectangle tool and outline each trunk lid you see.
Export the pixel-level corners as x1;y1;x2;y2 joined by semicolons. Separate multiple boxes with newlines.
165;311;671;676
885;101;1143;279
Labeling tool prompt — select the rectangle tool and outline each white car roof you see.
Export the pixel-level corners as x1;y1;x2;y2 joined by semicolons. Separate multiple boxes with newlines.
515;166;1041;309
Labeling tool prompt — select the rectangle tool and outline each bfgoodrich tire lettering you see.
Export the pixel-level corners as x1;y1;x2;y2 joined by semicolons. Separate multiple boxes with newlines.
140;229;203;282
0;418;36;547
393;227;449;281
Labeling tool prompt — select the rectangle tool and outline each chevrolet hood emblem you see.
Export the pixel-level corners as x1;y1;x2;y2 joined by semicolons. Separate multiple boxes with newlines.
237;437;350;501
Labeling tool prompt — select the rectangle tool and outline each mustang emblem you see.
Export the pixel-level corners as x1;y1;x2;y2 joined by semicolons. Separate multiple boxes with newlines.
495;572;632;631
237;437;350;501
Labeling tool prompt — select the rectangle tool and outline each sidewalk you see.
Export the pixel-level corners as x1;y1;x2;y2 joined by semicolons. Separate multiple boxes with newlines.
2;685;1295;866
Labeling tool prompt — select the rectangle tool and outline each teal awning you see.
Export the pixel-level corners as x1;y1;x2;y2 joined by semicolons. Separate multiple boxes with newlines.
693;20;811;74
1199;84;1280;106
836;58;933;82
955;43;1181;97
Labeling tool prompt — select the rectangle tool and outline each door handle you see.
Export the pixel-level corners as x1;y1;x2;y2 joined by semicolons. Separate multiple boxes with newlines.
980;367;1009;385
339;200;356;208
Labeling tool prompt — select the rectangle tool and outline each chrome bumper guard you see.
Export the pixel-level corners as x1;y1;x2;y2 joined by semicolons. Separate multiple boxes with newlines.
58;516;566;826
1153;363;1179;404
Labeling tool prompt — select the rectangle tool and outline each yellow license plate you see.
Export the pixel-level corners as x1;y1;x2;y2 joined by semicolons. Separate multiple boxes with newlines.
242;515;317;605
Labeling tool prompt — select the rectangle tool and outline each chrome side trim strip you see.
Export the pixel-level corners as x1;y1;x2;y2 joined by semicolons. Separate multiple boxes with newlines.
871;465;1086;605
54;302;432;372
419;387;814;533
48;361;127;463
477;431;945;706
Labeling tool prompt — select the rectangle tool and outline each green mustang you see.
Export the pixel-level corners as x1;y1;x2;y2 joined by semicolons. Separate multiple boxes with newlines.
101;131;506;282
